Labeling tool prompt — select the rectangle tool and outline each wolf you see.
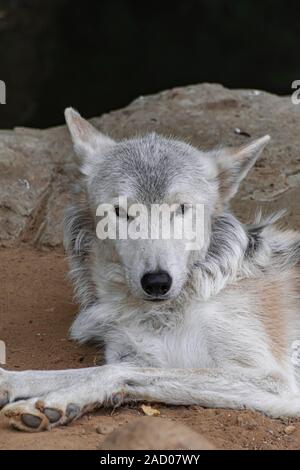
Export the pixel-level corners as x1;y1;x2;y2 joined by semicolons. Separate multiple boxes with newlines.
1;108;300;432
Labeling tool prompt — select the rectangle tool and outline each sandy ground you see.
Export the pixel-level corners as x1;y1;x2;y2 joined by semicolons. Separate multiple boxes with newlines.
0;245;300;450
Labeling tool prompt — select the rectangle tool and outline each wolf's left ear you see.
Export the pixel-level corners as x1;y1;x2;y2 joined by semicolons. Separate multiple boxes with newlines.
216;135;270;202
65;107;115;176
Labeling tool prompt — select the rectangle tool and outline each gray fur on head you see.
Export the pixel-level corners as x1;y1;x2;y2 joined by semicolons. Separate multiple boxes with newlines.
63;108;299;318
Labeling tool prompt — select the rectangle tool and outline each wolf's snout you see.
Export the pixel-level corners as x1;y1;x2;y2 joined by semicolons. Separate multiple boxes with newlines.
141;271;172;297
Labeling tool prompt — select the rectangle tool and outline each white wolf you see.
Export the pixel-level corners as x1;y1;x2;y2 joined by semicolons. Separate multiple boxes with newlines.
1;108;300;432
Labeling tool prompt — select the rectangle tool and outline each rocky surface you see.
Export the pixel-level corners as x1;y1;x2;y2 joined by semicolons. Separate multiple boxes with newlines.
1;83;300;247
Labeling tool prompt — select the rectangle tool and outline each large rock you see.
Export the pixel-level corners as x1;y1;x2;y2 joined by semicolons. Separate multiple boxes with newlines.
1;83;300;247
99;417;215;450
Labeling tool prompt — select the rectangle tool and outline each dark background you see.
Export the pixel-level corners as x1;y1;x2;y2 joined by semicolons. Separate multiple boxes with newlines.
0;0;299;129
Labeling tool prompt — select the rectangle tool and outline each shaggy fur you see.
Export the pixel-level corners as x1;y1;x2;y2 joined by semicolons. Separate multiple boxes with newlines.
1;108;300;432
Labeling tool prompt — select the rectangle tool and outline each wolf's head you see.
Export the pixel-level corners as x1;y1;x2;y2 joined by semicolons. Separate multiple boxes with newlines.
65;108;270;302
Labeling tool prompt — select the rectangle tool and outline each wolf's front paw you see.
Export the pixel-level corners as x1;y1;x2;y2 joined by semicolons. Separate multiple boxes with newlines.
2;396;82;432
3;400;50;432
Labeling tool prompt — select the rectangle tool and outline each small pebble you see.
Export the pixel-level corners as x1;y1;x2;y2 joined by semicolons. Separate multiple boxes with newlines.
284;425;296;435
96;424;114;435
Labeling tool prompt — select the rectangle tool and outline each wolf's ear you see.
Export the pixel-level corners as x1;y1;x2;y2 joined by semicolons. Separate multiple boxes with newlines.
64;107;115;176
216;135;270;202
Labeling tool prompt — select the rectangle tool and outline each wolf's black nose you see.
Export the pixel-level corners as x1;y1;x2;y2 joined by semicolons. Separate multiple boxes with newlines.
141;271;172;296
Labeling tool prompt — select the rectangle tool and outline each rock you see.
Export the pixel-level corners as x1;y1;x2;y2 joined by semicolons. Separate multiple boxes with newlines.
284;425;296;435
0;126;75;246
96;424;116;435
98;417;215;450
1;83;300;246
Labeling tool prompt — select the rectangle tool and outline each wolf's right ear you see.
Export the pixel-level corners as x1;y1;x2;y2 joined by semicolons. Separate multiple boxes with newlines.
64;107;115;176
216;135;270;203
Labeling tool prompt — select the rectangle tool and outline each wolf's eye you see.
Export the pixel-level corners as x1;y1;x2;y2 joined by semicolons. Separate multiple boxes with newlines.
115;206;130;220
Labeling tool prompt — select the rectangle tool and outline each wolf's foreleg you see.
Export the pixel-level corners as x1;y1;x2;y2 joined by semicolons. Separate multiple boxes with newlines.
0;366;103;407
2;365;298;432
